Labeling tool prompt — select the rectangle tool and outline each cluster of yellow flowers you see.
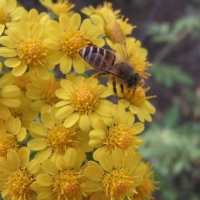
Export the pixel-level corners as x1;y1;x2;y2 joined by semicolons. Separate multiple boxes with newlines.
0;0;159;199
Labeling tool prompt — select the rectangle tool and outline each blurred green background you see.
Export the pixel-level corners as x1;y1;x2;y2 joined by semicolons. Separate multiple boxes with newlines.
18;0;200;199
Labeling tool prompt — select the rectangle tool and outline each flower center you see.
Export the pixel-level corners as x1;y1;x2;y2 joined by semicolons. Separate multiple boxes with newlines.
9;108;22;119
52;169;83;199
0;133;19;157
102;168;133;198
17;36;48;67
41;80;61;105
70;86;99;114
0;8;9;25
14;74;31;92
124;86;146;106
107;124;133;151
47;125;79;153
54;0;75;13
60;28;90;57
4;168;34;199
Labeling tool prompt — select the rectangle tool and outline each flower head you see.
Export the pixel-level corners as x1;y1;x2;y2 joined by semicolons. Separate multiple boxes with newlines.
39;0;75;17
133;163;159;200
89;104;144;161
0;147;41;200
0;20;55;80
55;74;113;131
0;0;23;35
34;148;85;200
26;72;61;111
46;13;104;74
83;147;147;200
119;86;156;122
0;116;27;158
28;107;92;162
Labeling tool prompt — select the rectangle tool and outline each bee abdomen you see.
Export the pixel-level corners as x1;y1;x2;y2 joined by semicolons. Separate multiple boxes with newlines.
79;46;116;67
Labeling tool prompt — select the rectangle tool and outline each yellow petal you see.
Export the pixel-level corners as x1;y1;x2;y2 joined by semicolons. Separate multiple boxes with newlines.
64;148;77;169
34;148;52;162
95;105;112;117
98;153;113;172
36;174;53;186
42;159;58;175
56;105;74;119
5;57;21;67
64;112;79;128
89;129;106;140
0;47;17;57
28;139;47;150
73;57;85;74
93;118;107;131
70;13;81;29
27;159;41;174
79;113;90;131
7;149;20;170
12;63;27;76
18;147;30;168
60;56;72;74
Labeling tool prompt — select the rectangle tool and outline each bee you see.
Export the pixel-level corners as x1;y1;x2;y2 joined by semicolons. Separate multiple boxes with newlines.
79;21;141;96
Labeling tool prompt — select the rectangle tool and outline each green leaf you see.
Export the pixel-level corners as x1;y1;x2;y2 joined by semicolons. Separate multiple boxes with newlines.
164;105;180;128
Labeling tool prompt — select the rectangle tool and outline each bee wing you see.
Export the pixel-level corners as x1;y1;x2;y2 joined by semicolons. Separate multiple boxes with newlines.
84;53;123;78
111;21;128;60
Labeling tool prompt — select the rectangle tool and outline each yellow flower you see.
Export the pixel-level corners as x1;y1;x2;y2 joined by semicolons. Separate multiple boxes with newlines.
119;86;156;122
26;72;61;111
46;13;104;74
20;8;51;30
0;73;21;108
83;147;147;200
89;104;144;161
33;148;85;200
8;95;38;129
27;107;92;162
0;20;55;80
55;74;113;132
0;0;23;35
0;147;41;200
133;163;159;200
0;116;27;158
82;2;134;41
39;0;75;17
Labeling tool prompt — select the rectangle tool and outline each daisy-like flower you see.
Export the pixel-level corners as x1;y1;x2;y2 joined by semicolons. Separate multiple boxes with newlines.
20;8;51;30
119;86;156;122
45;13;105;74
39;0;75;17
27;107;92;162
26;72;61;112
0;147;41;200
0;20;55;80
55;74;113;132
83;147;147;200
82;2;134;41
132;163;159;200
33;148;86;200
8;96;38;129
0;116;27;158
0;0;23;35
0;73;21;110
89;104;144;161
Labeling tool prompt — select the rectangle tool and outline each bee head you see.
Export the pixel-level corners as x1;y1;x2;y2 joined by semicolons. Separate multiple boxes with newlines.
128;73;141;88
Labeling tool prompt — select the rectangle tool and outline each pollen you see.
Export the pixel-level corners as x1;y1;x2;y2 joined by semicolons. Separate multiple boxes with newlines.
0;133;19;157
14;74;31;92
70;86;99;114
4;168;34;200
52;169;83;199
107;124;133;151
0;8;9;25
17;36;48;67
54;0;75;13
60;28;90;57
40;80;61;105
102;168;133;198
47;125;79;153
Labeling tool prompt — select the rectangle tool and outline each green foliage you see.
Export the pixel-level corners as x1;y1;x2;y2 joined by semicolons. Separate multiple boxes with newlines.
140;123;200;200
151;63;194;88
147;15;200;43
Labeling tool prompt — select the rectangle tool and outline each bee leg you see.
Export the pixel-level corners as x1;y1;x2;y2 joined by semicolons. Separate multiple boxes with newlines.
112;77;118;97
93;72;109;78
120;84;124;94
